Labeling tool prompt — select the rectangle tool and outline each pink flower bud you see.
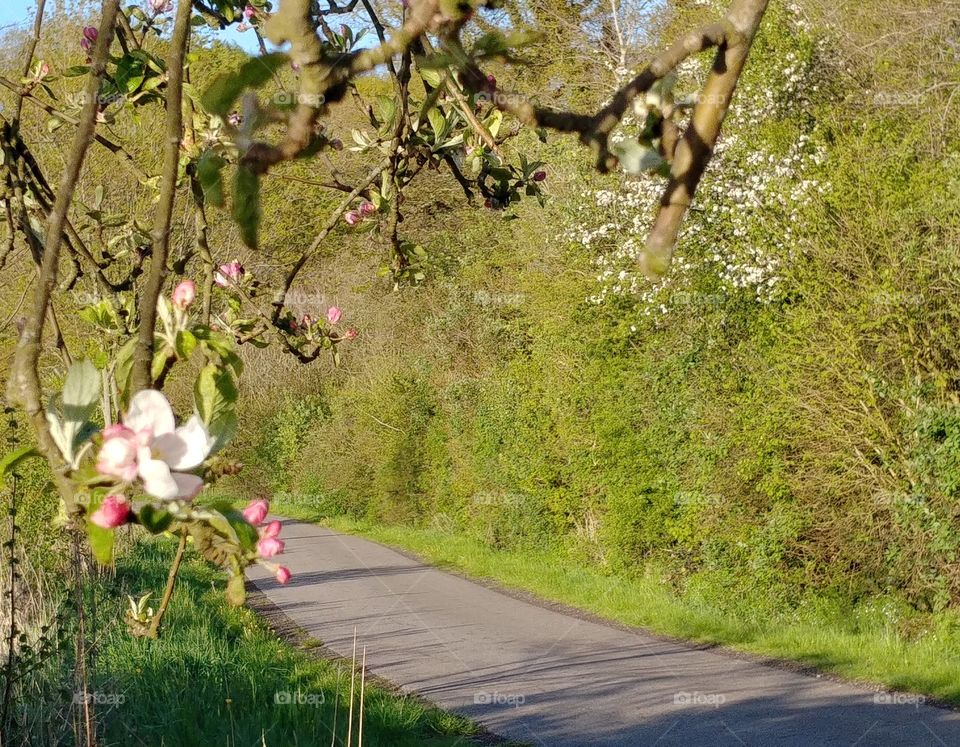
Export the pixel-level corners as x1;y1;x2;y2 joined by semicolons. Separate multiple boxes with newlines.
96;425;139;482
242;498;269;526
243;5;256;20
344;328;358;340
90;494;130;529
533;170;546;182
276;566;292;584
237;22;249;32
486;74;497;91
260;520;282;539
172;279;196;309
257;536;285;558
214;261;245;287
326;306;342;324
149;0;173;12
39;63;50;77
344;210;361;226
359;201;377;217
301;315;313;329
329;138;343;151
83;26;99;43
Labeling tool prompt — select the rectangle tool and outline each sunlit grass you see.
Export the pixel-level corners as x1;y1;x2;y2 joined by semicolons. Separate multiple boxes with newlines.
91;537;485;746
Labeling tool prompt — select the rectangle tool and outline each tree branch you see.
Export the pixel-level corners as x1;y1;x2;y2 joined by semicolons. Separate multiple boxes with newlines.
8;0;121;508
131;0;193;393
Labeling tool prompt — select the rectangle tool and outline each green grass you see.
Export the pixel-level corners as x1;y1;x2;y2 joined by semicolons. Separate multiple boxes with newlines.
87;537;485;747
268;501;960;707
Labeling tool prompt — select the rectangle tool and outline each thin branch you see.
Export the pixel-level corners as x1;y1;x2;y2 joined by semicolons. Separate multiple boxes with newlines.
8;0;121;509
131;0;193;393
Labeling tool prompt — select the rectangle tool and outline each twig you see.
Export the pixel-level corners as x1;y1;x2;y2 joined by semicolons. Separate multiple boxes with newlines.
146;528;188;638
131;0;193;392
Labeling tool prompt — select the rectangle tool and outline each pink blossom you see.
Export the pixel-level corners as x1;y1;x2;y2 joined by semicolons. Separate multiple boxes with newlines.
149;0;173;12
96;424;141;482
98;391;211;501
243;5;256;20
90;494;130;529
276;566;292;584
80;27;98;51
533;170;547;182
243;498;269;526
359;201;377;218
257;536;285;558
344;328;358;340
237;22;250;32
39;63;50;77
214;261;245;287
326;306;342;324
260;520;282;539
172;279;196;309
344;210;361;226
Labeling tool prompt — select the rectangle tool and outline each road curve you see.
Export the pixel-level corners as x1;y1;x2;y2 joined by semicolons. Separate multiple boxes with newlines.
246;519;960;746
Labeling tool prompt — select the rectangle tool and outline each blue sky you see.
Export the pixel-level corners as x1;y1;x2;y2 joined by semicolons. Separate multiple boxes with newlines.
0;0;262;52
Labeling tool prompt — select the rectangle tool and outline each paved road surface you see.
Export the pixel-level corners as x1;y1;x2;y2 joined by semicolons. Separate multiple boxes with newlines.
247;519;960;746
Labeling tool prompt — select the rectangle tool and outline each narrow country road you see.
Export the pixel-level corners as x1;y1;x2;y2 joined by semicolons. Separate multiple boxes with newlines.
246;519;960;746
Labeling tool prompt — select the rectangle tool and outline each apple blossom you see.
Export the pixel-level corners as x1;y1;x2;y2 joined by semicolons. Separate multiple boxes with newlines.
242;498;269;526
148;0;173;12
257;536;285;558
90;494;130;529
276;566;292;584
359;201;377;218
344;328;358;340
172;279;196;309
243;5;256;20
215;261;245;287
96;424;141;482
344;210;361;226
326;306;342;324
95;391;212;500
533;170;547;182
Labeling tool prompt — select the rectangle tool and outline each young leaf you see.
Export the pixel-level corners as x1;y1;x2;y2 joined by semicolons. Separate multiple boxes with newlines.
201;52;288;116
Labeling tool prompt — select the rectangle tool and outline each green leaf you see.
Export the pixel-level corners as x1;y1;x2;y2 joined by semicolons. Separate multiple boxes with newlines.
176;330;197;359
419;67;443;88
196;150;226;207
0;446;41;481
209;501;259;552
200;52;288;117
114;53;146;94
62;65;90;78
373;95;396;129
232;165;260;248
428;107;446;145
138;504;173;534
88;520;115;565
62;359;100;420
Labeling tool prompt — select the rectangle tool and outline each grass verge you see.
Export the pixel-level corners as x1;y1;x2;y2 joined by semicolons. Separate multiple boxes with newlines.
268;502;960;708
87;536;485;746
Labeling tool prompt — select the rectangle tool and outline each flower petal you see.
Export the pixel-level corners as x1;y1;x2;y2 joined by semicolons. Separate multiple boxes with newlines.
171;472;204;500
138;450;179;500
153;416;212;470
124;390;175;436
